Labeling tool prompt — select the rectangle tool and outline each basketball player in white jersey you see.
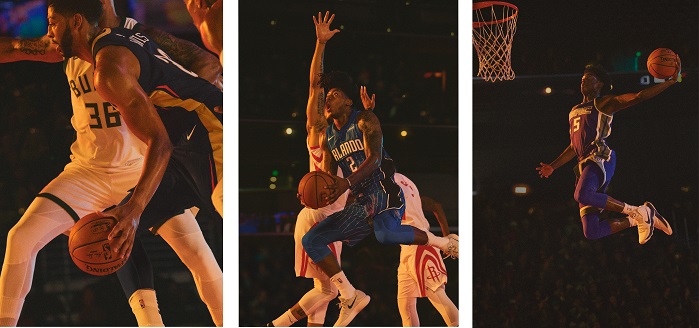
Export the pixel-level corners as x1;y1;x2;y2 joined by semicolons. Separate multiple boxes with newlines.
394;173;459;327
268;12;347;327
0;0;222;326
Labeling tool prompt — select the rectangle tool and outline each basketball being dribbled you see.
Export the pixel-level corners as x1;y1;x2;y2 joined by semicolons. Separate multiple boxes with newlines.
69;212;128;276
298;171;336;209
647;48;679;79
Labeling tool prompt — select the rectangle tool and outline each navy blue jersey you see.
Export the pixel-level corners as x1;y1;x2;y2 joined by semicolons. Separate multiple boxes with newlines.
326;110;396;193
91;27;223;182
569;98;613;161
92;27;223;223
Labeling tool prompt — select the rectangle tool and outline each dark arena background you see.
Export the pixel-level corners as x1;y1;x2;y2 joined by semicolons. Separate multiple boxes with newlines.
0;0;222;326
473;0;698;327
238;0;459;326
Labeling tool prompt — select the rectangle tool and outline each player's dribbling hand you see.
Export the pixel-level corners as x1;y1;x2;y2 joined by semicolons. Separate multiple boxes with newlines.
536;162;554;178
360;86;376;111
313;11;340;44
322;176;349;206
104;203;143;260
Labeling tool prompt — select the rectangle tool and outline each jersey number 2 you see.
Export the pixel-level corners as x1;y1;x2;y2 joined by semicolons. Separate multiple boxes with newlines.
346;157;358;172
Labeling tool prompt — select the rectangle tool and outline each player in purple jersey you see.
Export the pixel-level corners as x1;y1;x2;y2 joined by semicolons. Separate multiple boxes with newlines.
537;63;679;244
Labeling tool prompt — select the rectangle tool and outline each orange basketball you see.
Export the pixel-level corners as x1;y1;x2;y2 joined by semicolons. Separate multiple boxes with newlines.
68;213;128;276
647;48;678;79
298;171;336;209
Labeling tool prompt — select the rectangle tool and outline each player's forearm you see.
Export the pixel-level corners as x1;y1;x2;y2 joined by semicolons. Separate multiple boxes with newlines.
635;79;677;102
550;144;576;169
310;41;325;87
0;36;62;63
128;135;172;213
422;196;450;236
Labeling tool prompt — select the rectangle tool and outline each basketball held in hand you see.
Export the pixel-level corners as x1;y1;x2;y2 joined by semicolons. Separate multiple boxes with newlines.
69;212;128;276
647;48;679;79
298;171;336;209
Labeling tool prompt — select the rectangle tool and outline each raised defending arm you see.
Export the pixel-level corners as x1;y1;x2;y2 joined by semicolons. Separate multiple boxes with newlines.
136;24;222;85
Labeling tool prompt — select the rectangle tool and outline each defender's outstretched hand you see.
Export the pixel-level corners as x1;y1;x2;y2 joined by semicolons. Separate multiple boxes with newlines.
313;11;340;44
536;162;554;178
360;86;376;111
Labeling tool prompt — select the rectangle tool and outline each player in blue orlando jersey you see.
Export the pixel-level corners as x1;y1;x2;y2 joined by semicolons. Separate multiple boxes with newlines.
300;71;458;326
537;63;679;245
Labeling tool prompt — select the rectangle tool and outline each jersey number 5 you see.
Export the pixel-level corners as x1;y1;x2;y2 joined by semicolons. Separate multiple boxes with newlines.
572;117;581;133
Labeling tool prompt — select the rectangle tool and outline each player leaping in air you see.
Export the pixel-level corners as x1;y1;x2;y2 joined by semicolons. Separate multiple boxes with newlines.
537;62;679;244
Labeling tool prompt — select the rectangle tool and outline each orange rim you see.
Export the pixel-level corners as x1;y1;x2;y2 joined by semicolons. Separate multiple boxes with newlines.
473;1;518;28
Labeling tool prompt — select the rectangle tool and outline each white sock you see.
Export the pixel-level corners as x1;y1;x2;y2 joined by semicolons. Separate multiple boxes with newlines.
271;309;297;327
129;289;164;327
622;203;637;215
426;230;449;250
329;271;356;299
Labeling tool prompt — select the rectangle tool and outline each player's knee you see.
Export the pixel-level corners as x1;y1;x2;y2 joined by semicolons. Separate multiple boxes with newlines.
581;222;603;240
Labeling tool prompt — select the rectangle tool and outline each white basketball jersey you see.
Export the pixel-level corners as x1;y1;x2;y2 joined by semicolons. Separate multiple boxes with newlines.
394;173;430;232
308;143;347;214
64;18;145;172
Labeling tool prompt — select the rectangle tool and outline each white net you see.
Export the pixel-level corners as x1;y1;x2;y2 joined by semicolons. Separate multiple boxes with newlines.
473;2;518;82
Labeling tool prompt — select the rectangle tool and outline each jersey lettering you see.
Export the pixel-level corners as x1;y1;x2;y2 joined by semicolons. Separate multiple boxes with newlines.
128;32;150;46
331;138;364;161
153;48;197;77
69;73;93;98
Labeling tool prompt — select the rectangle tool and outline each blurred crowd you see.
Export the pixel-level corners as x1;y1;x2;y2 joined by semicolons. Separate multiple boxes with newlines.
473;190;698;327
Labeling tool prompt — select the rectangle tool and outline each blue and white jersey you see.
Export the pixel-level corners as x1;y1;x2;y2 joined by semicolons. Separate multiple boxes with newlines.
326;109;397;193
569;98;613;162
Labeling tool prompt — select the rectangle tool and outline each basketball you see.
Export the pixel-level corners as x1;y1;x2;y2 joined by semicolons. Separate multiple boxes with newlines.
68;212;129;276
647;48;678;79
298;171;336;209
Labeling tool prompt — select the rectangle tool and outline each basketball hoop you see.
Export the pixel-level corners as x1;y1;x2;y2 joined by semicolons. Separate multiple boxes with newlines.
473;1;518;82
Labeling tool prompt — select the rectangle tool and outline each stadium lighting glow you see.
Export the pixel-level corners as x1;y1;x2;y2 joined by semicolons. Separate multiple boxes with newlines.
513;184;530;196
270;177;277;182
269;184;277;190
285;128;293;135
544;87;552;94
270;20;277;26
387;27;392;33
272;170;279;177
400;130;408;137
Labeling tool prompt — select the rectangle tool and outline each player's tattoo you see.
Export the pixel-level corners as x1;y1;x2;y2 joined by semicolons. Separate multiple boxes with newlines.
291;307;306;318
358;112;382;153
18;38;49;56
316;92;324;117
137;25;197;68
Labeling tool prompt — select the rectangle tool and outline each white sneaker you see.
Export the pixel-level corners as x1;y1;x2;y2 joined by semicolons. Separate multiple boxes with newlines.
630;205;655;244
442;234;459;259
645;202;672;235
333;290;370;327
